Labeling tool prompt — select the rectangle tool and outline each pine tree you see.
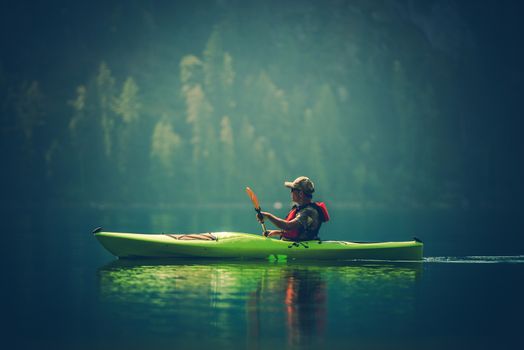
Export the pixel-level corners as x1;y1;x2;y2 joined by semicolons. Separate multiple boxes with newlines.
150;118;183;201
180;55;217;201
68;85;88;196
96;62;116;158
112;77;142;174
15;81;45;150
220;116;236;200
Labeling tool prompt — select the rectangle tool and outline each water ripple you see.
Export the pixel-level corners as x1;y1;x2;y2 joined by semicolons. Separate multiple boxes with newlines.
424;255;524;264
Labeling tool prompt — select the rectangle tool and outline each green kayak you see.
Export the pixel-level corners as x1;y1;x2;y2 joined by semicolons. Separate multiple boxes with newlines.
94;228;423;261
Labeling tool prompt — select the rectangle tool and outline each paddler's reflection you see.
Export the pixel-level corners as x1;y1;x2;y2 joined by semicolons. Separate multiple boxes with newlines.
284;268;326;347
247;267;327;348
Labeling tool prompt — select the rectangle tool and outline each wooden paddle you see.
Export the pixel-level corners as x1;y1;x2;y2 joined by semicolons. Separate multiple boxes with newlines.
245;187;268;236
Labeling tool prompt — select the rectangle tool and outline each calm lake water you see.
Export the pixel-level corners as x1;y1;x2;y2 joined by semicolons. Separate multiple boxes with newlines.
5;205;523;349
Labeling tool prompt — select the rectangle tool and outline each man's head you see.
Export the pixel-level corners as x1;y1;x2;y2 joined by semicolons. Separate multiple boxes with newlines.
284;176;315;199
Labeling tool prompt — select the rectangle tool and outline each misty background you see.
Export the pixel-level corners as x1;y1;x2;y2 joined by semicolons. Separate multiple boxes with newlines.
1;0;523;214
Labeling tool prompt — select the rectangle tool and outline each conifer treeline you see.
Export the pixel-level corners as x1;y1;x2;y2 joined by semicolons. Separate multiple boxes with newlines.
0;2;492;208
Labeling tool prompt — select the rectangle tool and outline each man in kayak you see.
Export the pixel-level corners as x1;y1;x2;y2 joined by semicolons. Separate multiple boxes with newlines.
257;176;329;241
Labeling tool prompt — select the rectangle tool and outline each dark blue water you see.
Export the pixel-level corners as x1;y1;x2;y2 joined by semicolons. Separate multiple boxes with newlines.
5;205;523;349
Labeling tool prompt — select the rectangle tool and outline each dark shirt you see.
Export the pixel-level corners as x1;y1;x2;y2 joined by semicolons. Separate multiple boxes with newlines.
294;205;321;240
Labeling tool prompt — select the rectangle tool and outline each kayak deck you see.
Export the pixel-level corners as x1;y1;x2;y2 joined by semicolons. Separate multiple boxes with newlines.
94;231;423;261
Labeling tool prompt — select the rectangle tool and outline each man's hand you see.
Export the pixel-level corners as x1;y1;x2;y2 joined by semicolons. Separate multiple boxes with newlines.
256;211;270;223
265;230;283;238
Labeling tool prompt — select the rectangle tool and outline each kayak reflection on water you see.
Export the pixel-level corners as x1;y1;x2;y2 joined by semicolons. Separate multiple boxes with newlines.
97;260;421;349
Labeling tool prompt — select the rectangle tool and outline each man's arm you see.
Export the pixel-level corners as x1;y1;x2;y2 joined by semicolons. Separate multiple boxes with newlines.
259;212;302;231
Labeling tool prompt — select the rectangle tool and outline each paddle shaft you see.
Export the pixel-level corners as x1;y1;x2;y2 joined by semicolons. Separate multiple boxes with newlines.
246;187;268;236
255;208;268;234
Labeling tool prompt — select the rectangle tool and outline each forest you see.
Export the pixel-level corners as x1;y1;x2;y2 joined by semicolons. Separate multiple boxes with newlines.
1;0;522;209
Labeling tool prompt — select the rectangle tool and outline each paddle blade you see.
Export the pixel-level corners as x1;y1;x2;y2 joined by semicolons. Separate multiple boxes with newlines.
245;187;260;210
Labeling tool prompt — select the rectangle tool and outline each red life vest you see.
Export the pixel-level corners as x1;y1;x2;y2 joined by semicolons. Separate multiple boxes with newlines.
282;202;330;240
